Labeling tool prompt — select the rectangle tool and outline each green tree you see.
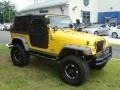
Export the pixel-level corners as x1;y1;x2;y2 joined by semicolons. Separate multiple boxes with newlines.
0;1;16;23
0;2;4;23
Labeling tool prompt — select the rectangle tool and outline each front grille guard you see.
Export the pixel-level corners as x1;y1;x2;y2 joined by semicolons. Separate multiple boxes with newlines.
96;40;104;52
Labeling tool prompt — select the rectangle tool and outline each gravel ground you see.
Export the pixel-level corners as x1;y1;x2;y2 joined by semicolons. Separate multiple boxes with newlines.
0;31;11;44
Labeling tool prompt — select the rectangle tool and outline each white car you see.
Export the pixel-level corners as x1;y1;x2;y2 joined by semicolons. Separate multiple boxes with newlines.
108;25;120;38
0;24;5;31
3;23;12;31
82;24;110;35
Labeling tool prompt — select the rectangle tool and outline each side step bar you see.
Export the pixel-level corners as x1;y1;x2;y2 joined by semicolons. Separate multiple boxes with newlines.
29;51;58;61
6;44;13;48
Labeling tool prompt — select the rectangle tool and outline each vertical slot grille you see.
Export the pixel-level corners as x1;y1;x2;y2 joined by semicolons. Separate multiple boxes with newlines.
96;40;104;52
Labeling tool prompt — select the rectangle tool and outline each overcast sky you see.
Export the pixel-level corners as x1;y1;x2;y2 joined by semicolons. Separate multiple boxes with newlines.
2;0;35;11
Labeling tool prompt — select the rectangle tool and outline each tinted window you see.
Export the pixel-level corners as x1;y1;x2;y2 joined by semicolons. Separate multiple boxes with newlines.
31;19;47;33
14;17;28;32
117;26;120;29
101;25;106;28
82;11;90;24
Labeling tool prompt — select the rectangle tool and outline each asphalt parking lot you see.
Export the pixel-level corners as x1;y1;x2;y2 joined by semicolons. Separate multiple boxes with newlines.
112;46;120;59
0;31;11;44
0;31;120;59
104;36;120;45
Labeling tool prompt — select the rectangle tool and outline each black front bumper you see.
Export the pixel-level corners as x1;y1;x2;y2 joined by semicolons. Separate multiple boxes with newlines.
92;46;112;66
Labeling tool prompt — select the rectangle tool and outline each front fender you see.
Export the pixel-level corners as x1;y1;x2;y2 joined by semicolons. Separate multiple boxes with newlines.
60;44;92;56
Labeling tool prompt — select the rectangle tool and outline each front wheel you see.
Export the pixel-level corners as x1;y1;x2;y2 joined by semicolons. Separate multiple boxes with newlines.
112;32;118;38
59;55;90;86
11;44;30;67
94;31;99;35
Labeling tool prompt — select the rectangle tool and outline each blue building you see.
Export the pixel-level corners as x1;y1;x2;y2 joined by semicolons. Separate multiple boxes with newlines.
20;0;120;25
98;11;120;26
97;0;120;26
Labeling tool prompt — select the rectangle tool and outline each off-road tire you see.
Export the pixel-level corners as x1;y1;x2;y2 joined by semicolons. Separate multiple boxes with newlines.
11;44;29;67
59;55;90;86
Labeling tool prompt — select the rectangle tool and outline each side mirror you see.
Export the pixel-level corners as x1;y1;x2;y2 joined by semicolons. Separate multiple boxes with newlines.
46;18;50;24
53;26;59;32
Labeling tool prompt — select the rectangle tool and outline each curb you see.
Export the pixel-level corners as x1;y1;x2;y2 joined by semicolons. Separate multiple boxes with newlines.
110;43;120;46
111;58;120;61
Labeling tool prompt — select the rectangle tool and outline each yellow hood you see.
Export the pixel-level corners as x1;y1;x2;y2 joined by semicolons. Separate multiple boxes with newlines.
53;29;105;46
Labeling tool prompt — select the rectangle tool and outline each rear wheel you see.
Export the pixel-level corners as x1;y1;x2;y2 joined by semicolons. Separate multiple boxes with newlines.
11;44;30;67
59;55;89;86
112;32;118;38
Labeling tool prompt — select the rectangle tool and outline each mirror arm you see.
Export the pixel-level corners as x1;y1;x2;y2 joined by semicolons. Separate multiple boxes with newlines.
48;26;53;39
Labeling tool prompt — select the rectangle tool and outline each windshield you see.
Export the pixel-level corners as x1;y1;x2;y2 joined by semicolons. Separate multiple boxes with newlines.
117;26;120;29
48;16;73;29
88;24;101;28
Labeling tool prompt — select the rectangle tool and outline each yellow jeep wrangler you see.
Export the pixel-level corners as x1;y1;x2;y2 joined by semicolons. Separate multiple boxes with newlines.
10;14;112;86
